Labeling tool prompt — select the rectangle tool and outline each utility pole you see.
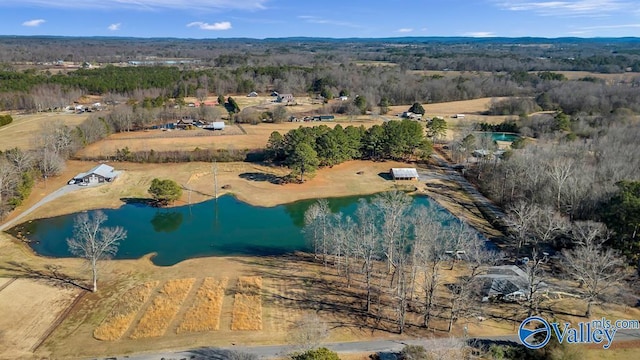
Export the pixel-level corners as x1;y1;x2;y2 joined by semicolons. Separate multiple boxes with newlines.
213;159;218;201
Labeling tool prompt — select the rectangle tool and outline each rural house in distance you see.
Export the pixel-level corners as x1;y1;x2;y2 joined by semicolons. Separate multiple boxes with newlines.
390;168;419;181
71;164;118;184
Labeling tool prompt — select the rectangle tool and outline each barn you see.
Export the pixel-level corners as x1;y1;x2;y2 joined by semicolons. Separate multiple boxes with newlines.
72;164;118;184
390;168;419;180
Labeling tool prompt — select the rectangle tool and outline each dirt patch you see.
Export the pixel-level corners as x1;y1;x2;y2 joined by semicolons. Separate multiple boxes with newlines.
0;278;81;359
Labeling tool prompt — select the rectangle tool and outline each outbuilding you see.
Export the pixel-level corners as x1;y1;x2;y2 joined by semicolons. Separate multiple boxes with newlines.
72;164;117;184
390;168;419;181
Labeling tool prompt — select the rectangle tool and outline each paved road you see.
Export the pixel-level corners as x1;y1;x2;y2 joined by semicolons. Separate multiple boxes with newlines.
0;183;82;231
98;329;640;360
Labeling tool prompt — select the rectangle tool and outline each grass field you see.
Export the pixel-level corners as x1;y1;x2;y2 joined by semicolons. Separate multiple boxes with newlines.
231;276;263;331
409;70;640;83
0;112;89;151
0;278;81;359
76;118;381;158
129;278;195;339
177;277;229;333
93;281;159;341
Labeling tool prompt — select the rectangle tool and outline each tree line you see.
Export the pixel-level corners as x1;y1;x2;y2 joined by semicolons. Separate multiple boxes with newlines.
0;117;110;219
266;120;432;181
304;191;497;334
303;191;630;342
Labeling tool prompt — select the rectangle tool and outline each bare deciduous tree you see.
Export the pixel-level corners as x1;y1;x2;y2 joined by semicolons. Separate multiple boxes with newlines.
563;226;627;317
546;157;575;211
523;249;548;318
0;158;18;212
446;230;499;332
532;205;570;247
353;200;380;313
67;211;127;292
505;201;539;253
374;190;411;273
288;314;329;352
304;199;331;265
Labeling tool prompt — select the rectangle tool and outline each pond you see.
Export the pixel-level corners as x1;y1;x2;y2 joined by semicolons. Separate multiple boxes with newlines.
489;132;520;142
9;194;457;266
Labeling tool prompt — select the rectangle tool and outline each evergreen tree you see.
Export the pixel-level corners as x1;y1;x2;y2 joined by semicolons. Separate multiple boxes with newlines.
408;102;425;115
289;143;320;182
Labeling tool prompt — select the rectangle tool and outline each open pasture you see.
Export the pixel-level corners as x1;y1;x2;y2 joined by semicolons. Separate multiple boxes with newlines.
0;278;81;359
0;112;89;151
76;118;381;157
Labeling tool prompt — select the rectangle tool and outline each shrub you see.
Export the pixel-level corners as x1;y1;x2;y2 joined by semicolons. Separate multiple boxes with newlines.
0;114;12;127
291;348;340;360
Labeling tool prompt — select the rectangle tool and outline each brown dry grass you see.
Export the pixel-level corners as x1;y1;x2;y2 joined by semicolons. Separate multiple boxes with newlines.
0;278;80;359
129;278;195;339
77;118;380;157
177;277;228;333
0;112;89;151
93;281;159;341
14;159;408;223
231;276;263;330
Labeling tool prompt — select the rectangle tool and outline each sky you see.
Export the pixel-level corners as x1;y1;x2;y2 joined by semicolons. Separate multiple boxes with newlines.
1;0;639;39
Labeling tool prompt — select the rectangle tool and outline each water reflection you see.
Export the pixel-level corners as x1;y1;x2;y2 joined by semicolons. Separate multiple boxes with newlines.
150;211;184;233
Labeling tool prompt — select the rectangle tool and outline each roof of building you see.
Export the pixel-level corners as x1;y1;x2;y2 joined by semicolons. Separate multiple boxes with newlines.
390;168;419;178
74;164;115;179
477;265;547;298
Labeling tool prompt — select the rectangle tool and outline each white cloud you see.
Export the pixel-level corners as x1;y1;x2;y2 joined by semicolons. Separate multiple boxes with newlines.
496;0;630;17
108;23;121;31
397;28;413;33
187;21;232;30
0;1;268;11
297;15;361;28
22;19;45;27
581;23;640;30
463;31;496;37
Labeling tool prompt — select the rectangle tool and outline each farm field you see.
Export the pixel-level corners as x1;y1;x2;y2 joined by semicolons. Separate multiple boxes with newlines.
0;278;81;359
76;118;381;158
388;97;515;131
16;250;638;359
410;70;640;83
0;112;90;151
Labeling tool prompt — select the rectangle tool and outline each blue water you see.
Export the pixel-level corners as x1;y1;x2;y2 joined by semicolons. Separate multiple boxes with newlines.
11;194;455;266
489;132;520;142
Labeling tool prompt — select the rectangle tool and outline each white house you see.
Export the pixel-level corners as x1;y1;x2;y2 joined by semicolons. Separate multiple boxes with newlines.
277;94;294;103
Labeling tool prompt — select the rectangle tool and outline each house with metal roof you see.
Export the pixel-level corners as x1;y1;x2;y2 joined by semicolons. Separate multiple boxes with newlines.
390;168;419;180
72;164;118;184
477;265;548;302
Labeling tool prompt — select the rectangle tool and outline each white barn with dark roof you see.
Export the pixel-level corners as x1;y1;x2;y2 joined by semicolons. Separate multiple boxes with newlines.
390;168;419;181
72;164;118;184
